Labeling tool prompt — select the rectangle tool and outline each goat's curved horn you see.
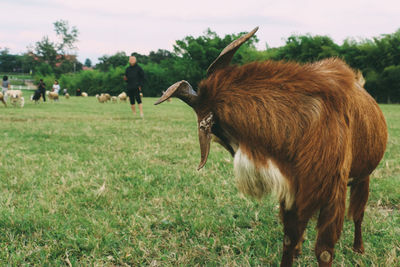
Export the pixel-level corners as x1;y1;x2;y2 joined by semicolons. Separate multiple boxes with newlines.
206;27;259;76
154;80;197;107
197;113;214;170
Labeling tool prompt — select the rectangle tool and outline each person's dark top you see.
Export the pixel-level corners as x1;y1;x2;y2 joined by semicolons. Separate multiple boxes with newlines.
38;81;46;91
125;64;144;90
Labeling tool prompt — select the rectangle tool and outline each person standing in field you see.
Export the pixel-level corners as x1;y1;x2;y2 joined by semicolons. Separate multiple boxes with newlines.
124;56;145;118
52;80;60;94
38;79;46;102
2;76;10;102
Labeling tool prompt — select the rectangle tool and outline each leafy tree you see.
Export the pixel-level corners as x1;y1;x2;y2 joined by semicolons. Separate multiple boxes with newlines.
53;20;79;55
148;49;173;64
57;57;82;74
84;58;92;67
170;28;259;87
35;62;54;77
0;48;20;72
364;70;380;100
142;63;173;96
274;35;340;62
33;36;58;67
30;20;79;75
372;31;400;71
96;52;128;71
17;53;36;73
130;50;174;65
378;65;400;103
103;67;126;95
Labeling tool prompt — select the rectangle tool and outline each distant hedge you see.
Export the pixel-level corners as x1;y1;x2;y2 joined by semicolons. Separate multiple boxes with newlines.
31;28;400;102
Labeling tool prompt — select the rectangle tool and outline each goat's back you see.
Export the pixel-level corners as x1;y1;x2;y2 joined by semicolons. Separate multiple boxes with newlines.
199;58;387;179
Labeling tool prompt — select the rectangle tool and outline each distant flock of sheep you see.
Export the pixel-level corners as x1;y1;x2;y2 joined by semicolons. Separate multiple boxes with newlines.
95;92;128;103
0;90;132;108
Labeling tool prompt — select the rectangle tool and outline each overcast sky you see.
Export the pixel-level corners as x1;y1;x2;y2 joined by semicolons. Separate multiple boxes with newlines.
1;0;400;64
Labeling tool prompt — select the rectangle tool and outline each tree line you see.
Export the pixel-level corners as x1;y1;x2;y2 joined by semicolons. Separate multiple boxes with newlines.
1;23;399;103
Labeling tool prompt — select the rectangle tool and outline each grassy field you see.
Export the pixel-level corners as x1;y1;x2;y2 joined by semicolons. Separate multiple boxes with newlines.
0;92;399;266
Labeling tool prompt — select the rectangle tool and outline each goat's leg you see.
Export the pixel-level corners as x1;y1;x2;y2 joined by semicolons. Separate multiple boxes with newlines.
280;203;310;267
348;175;369;253
315;182;347;267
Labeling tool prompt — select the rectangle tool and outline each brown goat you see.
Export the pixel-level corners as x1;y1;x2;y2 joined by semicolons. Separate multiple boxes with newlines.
155;27;387;267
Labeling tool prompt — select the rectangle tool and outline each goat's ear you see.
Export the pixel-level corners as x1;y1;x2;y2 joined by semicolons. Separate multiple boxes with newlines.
154;80;197;107
197;113;214;170
206;27;259;76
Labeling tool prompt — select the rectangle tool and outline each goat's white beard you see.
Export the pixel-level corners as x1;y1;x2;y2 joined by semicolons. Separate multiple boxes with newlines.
234;148;294;209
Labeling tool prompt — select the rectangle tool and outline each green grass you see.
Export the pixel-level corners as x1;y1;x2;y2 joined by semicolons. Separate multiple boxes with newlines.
0;93;399;266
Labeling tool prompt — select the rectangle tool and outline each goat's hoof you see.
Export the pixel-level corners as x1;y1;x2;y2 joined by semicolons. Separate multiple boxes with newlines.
293;238;304;258
294;249;302;258
352;246;365;254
